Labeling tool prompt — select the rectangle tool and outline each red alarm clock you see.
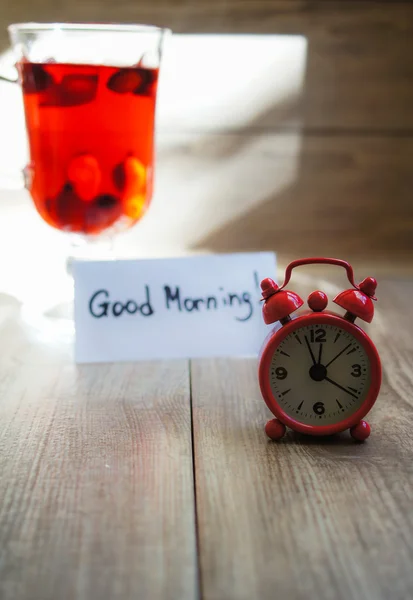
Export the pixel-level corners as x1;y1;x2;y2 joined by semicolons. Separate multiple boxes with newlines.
258;258;381;441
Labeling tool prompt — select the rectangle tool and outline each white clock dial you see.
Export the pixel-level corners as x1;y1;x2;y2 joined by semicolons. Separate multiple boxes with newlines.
269;323;371;426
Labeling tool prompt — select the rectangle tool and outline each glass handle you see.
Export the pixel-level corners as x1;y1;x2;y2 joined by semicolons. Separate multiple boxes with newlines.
0;73;18;84
0;67;26;189
0;51;19;84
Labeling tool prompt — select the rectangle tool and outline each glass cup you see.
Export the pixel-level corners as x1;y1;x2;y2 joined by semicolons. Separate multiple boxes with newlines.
6;23;169;251
1;23;170;331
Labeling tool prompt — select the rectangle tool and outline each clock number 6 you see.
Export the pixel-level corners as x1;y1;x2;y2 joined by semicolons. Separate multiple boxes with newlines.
275;367;288;380
313;402;325;415
351;364;362;377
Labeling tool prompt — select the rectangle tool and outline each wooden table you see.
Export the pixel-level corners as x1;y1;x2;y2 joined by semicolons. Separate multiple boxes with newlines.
1;261;412;600
1;13;413;599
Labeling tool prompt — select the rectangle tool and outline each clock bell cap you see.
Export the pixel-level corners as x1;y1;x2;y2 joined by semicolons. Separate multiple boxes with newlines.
261;278;304;324
333;278;377;324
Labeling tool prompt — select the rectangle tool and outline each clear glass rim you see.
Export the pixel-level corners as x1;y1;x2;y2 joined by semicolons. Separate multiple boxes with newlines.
8;22;171;36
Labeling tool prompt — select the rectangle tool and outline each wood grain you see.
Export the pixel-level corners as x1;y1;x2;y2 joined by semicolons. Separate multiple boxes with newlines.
1;2;412;130
0;318;197;600
191;275;413;600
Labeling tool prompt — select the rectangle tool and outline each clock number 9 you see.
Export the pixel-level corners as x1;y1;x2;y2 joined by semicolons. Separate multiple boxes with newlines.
351;364;362;378
275;367;288;380
313;401;325;415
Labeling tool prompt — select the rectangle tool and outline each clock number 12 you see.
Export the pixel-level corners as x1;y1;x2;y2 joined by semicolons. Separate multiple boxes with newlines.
310;329;326;343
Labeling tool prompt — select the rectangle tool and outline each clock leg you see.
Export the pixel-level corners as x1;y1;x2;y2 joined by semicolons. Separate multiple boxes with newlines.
265;418;286;441
350;420;371;441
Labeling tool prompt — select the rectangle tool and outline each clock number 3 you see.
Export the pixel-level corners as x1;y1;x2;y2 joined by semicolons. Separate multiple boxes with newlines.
351;364;362;377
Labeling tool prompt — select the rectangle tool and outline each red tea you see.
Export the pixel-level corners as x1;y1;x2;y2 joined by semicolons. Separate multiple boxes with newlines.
19;61;159;235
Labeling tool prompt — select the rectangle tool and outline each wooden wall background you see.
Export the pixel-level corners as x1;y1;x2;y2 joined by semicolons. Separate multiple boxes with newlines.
0;1;412;267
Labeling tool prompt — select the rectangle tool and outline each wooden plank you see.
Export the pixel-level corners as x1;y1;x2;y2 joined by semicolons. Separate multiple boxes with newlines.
0;318;197;600
192;275;413;600
1;1;409;36
1;2;412;130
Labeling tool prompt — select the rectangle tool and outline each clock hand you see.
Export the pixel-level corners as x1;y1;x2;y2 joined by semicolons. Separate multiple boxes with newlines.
317;343;323;365
324;376;358;399
305;335;317;365
325;343;352;368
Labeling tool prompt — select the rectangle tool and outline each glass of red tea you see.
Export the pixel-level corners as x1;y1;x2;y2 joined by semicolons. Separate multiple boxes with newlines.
7;23;169;244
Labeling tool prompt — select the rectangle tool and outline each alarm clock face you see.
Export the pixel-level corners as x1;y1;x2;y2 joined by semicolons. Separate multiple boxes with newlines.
269;322;372;426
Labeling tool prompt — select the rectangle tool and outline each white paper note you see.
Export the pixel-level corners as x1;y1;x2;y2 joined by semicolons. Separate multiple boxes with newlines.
73;252;276;363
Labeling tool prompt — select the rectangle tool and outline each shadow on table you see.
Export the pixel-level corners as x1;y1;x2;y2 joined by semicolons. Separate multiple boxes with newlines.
179;36;413;269
190;137;413;267
277;430;360;448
